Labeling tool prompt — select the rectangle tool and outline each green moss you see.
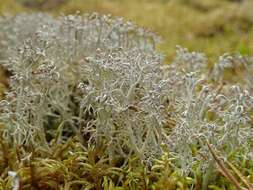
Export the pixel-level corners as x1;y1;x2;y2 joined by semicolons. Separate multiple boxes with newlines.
0;0;25;13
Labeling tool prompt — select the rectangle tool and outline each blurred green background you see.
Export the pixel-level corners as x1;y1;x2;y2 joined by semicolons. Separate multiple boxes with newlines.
0;0;253;62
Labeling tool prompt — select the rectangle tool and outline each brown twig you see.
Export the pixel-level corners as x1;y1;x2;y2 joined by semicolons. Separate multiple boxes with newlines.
206;142;242;190
226;160;253;190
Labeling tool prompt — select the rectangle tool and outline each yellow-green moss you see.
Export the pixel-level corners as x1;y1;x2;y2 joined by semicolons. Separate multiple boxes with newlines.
0;0;25;13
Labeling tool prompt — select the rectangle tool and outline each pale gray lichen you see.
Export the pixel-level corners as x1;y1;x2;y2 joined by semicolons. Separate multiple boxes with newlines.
0;13;252;173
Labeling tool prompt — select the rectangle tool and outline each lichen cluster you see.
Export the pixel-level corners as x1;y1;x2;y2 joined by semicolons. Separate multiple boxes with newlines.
0;13;252;190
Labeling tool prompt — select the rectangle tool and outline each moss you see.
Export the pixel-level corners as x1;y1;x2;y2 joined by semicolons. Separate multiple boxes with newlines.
0;0;25;13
